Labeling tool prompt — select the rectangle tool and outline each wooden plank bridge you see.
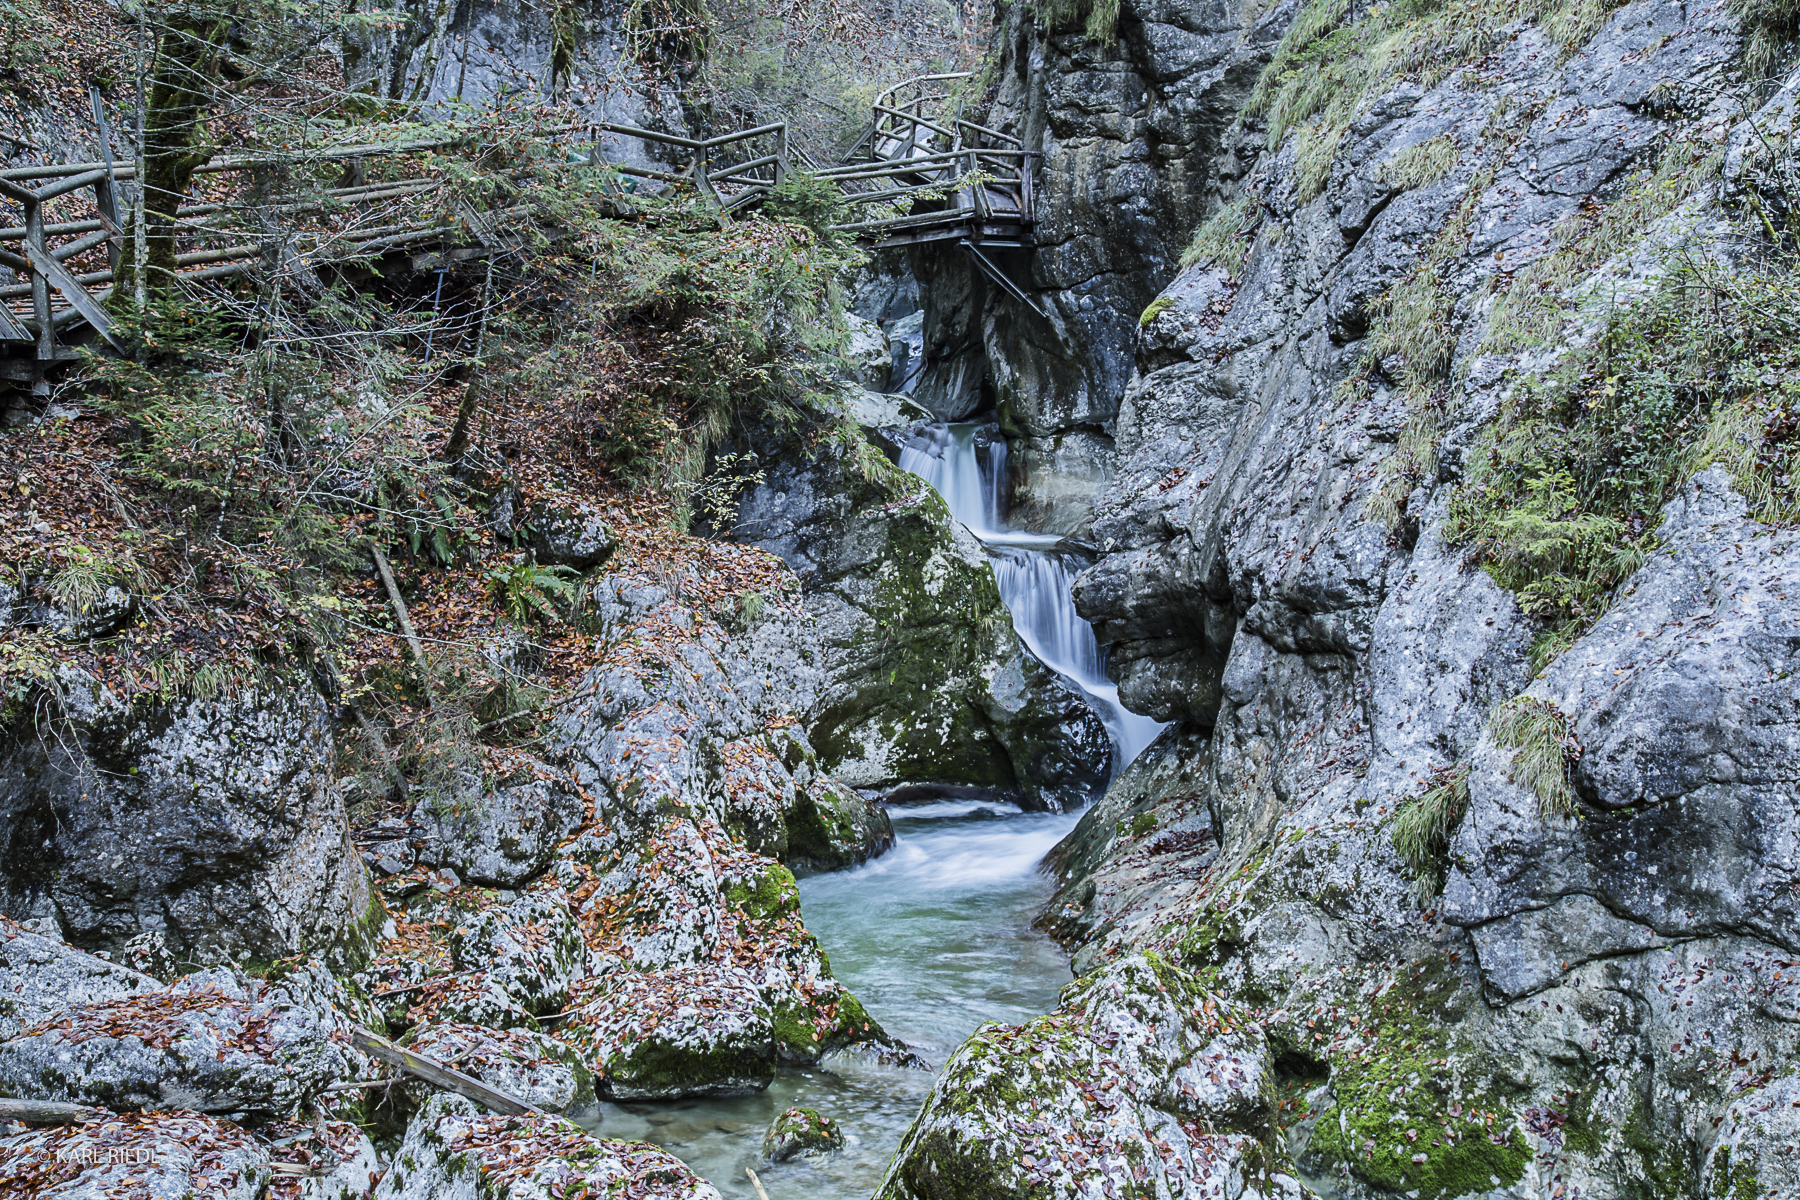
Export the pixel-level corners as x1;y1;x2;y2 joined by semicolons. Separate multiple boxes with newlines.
0;73;1038;393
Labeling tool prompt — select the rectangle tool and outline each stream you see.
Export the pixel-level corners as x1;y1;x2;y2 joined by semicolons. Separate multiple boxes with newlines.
595;421;1159;1199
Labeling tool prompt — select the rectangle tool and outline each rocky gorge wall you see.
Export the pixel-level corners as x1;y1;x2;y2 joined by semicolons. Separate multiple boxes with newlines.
886;0;1800;1196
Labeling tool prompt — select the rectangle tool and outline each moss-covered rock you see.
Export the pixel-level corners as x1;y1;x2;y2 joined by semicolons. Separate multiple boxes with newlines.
785;779;894;876
763;1105;848;1161
559;965;775;1100
875;952;1303;1200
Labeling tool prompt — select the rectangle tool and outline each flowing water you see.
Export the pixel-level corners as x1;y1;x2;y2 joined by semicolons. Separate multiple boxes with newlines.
897;422;1165;769
592;802;1081;1198
598;420;1160;1198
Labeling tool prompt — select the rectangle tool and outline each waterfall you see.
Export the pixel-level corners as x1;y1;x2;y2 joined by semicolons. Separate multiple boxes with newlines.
898;423;1165;772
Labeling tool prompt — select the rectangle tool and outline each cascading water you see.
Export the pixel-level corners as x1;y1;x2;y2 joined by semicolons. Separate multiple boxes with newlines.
898;422;1164;770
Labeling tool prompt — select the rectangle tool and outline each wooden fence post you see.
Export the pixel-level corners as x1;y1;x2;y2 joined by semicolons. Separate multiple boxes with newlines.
25;194;52;392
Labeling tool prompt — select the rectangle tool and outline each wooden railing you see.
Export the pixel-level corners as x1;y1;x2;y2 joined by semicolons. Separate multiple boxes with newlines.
1;85;1042;385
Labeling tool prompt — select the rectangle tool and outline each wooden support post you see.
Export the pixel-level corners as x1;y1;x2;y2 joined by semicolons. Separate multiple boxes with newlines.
773;124;789;187
25;194;51;393
692;141;720;208
90;87;122;273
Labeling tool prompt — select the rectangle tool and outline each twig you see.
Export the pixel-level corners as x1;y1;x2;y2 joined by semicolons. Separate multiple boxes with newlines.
369;543;439;711
745;1167;774;1200
368;967;480;998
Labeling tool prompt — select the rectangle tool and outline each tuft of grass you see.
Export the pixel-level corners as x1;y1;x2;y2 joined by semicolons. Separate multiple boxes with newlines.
1383;134;1459;191
1488;696;1576;818
1179;193;1262;275
1392;763;1471;901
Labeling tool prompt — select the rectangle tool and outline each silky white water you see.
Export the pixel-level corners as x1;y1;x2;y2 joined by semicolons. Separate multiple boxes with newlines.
898;422;1165;770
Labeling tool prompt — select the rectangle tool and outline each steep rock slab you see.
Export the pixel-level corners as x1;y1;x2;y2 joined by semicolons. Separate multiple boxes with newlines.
0;967;349;1115
1444;470;1800;1000
375;1093;723;1200
0;673;378;970
876;952;1302;1200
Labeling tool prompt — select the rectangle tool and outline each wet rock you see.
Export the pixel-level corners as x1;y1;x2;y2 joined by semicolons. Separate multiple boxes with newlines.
0;917;158;1039
877;952;1296;1200
402;1022;594;1114
0;967;349;1115
0;673;379;971
0;1110;270;1198
560;965;775;1100
375;1092;722;1200
523;499;616;569
784;780;894;876
763;1105;846;1161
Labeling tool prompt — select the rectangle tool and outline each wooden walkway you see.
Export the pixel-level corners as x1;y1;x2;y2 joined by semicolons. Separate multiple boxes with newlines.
0;76;1039;390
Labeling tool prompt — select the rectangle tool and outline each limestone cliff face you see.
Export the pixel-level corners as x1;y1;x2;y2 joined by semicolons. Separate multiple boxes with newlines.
911;0;1286;532
905;0;1800;1195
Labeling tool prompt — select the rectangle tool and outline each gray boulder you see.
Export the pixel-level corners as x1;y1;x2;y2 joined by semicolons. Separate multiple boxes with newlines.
876;952;1298;1200
559;964;775;1100
414;769;585;888
444;888;585;1016
375;1092;723;1200
0;967;349;1115
0;1110;270;1198
0;673;379;971
523;499;616;568
763;1105;846;1161
402;1022;594;1114
784;779;894;876
0;917;158;1039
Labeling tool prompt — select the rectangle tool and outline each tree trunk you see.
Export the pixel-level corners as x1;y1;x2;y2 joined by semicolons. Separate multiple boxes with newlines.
114;6;233;303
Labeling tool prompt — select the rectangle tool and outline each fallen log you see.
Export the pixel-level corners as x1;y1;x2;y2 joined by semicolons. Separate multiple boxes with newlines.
0;1097;103;1124
348;1027;540;1116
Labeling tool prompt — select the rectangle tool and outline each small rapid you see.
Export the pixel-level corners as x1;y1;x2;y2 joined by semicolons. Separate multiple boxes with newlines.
898;422;1164;770
594;803;1080;1199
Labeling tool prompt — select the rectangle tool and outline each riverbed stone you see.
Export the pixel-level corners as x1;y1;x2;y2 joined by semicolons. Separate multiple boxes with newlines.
375;1093;722;1200
763;1105;847;1161
876;951;1294;1200
559;964;776;1100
